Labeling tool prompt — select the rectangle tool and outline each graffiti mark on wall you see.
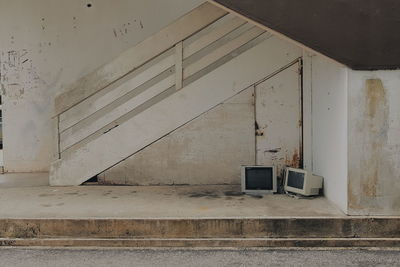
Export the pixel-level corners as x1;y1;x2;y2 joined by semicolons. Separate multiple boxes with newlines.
112;19;145;39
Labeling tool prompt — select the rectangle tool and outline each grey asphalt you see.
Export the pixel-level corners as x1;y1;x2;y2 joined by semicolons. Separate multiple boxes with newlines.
0;248;400;267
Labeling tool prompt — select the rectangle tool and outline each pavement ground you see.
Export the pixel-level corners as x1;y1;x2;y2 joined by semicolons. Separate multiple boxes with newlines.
0;247;399;267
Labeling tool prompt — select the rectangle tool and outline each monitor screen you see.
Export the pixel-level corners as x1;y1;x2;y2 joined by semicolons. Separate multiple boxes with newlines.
287;170;305;189
245;167;273;190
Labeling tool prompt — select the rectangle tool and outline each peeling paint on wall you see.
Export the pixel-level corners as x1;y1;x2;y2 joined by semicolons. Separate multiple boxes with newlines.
0;49;44;102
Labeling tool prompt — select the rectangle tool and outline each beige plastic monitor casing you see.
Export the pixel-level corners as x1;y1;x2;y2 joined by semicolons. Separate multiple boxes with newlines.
284;167;323;196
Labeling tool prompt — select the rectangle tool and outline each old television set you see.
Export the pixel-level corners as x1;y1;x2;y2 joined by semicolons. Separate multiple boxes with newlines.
284;167;323;196
241;166;277;194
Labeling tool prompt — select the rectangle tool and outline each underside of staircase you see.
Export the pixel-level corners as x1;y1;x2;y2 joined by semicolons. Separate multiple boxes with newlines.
50;2;301;186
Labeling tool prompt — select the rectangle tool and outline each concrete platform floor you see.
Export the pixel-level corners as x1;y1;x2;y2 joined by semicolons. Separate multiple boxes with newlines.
0;184;344;219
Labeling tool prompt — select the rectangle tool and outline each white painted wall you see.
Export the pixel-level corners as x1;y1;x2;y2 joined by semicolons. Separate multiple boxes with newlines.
348;70;400;215
305;53;348;213
0;0;204;172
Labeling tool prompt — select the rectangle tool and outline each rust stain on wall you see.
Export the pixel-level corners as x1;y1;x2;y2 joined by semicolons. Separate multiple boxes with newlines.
366;79;386;118
348;177;362;210
350;78;390;211
285;148;300;168
361;144;380;198
362;79;387;198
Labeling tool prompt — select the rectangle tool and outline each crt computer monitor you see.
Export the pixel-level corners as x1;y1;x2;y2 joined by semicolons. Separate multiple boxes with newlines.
241;166;277;194
284;167;323;196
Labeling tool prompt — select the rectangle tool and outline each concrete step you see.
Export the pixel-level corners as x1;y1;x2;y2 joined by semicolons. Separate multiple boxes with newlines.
1;237;400;248
1;218;400;240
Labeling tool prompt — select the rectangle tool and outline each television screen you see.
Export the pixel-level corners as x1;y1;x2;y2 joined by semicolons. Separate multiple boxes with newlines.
287;170;305;189
245;167;273;190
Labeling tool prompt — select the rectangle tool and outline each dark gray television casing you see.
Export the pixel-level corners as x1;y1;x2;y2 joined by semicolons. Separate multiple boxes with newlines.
241;166;277;194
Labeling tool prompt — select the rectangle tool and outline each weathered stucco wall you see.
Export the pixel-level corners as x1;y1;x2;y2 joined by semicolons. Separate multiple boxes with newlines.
0;0;203;172
348;70;400;215
100;88;255;185
309;54;348;213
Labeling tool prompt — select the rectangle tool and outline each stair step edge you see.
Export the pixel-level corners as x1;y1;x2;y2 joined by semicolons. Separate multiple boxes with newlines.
1;237;400;248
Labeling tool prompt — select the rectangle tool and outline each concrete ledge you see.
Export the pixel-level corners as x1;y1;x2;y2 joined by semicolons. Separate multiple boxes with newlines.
0;173;49;188
1;218;400;239
0;238;399;248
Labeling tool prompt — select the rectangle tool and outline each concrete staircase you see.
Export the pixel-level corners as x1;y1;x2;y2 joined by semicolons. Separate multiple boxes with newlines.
1;218;400;247
50;2;301;185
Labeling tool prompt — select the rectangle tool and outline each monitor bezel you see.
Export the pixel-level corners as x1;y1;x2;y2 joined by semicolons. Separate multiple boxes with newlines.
241;165;277;194
284;167;308;195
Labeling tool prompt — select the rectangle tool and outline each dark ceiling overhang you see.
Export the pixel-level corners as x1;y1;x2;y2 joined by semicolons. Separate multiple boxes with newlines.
211;0;400;70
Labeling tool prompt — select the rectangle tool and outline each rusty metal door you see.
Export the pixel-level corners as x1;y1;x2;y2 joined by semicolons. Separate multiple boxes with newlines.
255;61;302;178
